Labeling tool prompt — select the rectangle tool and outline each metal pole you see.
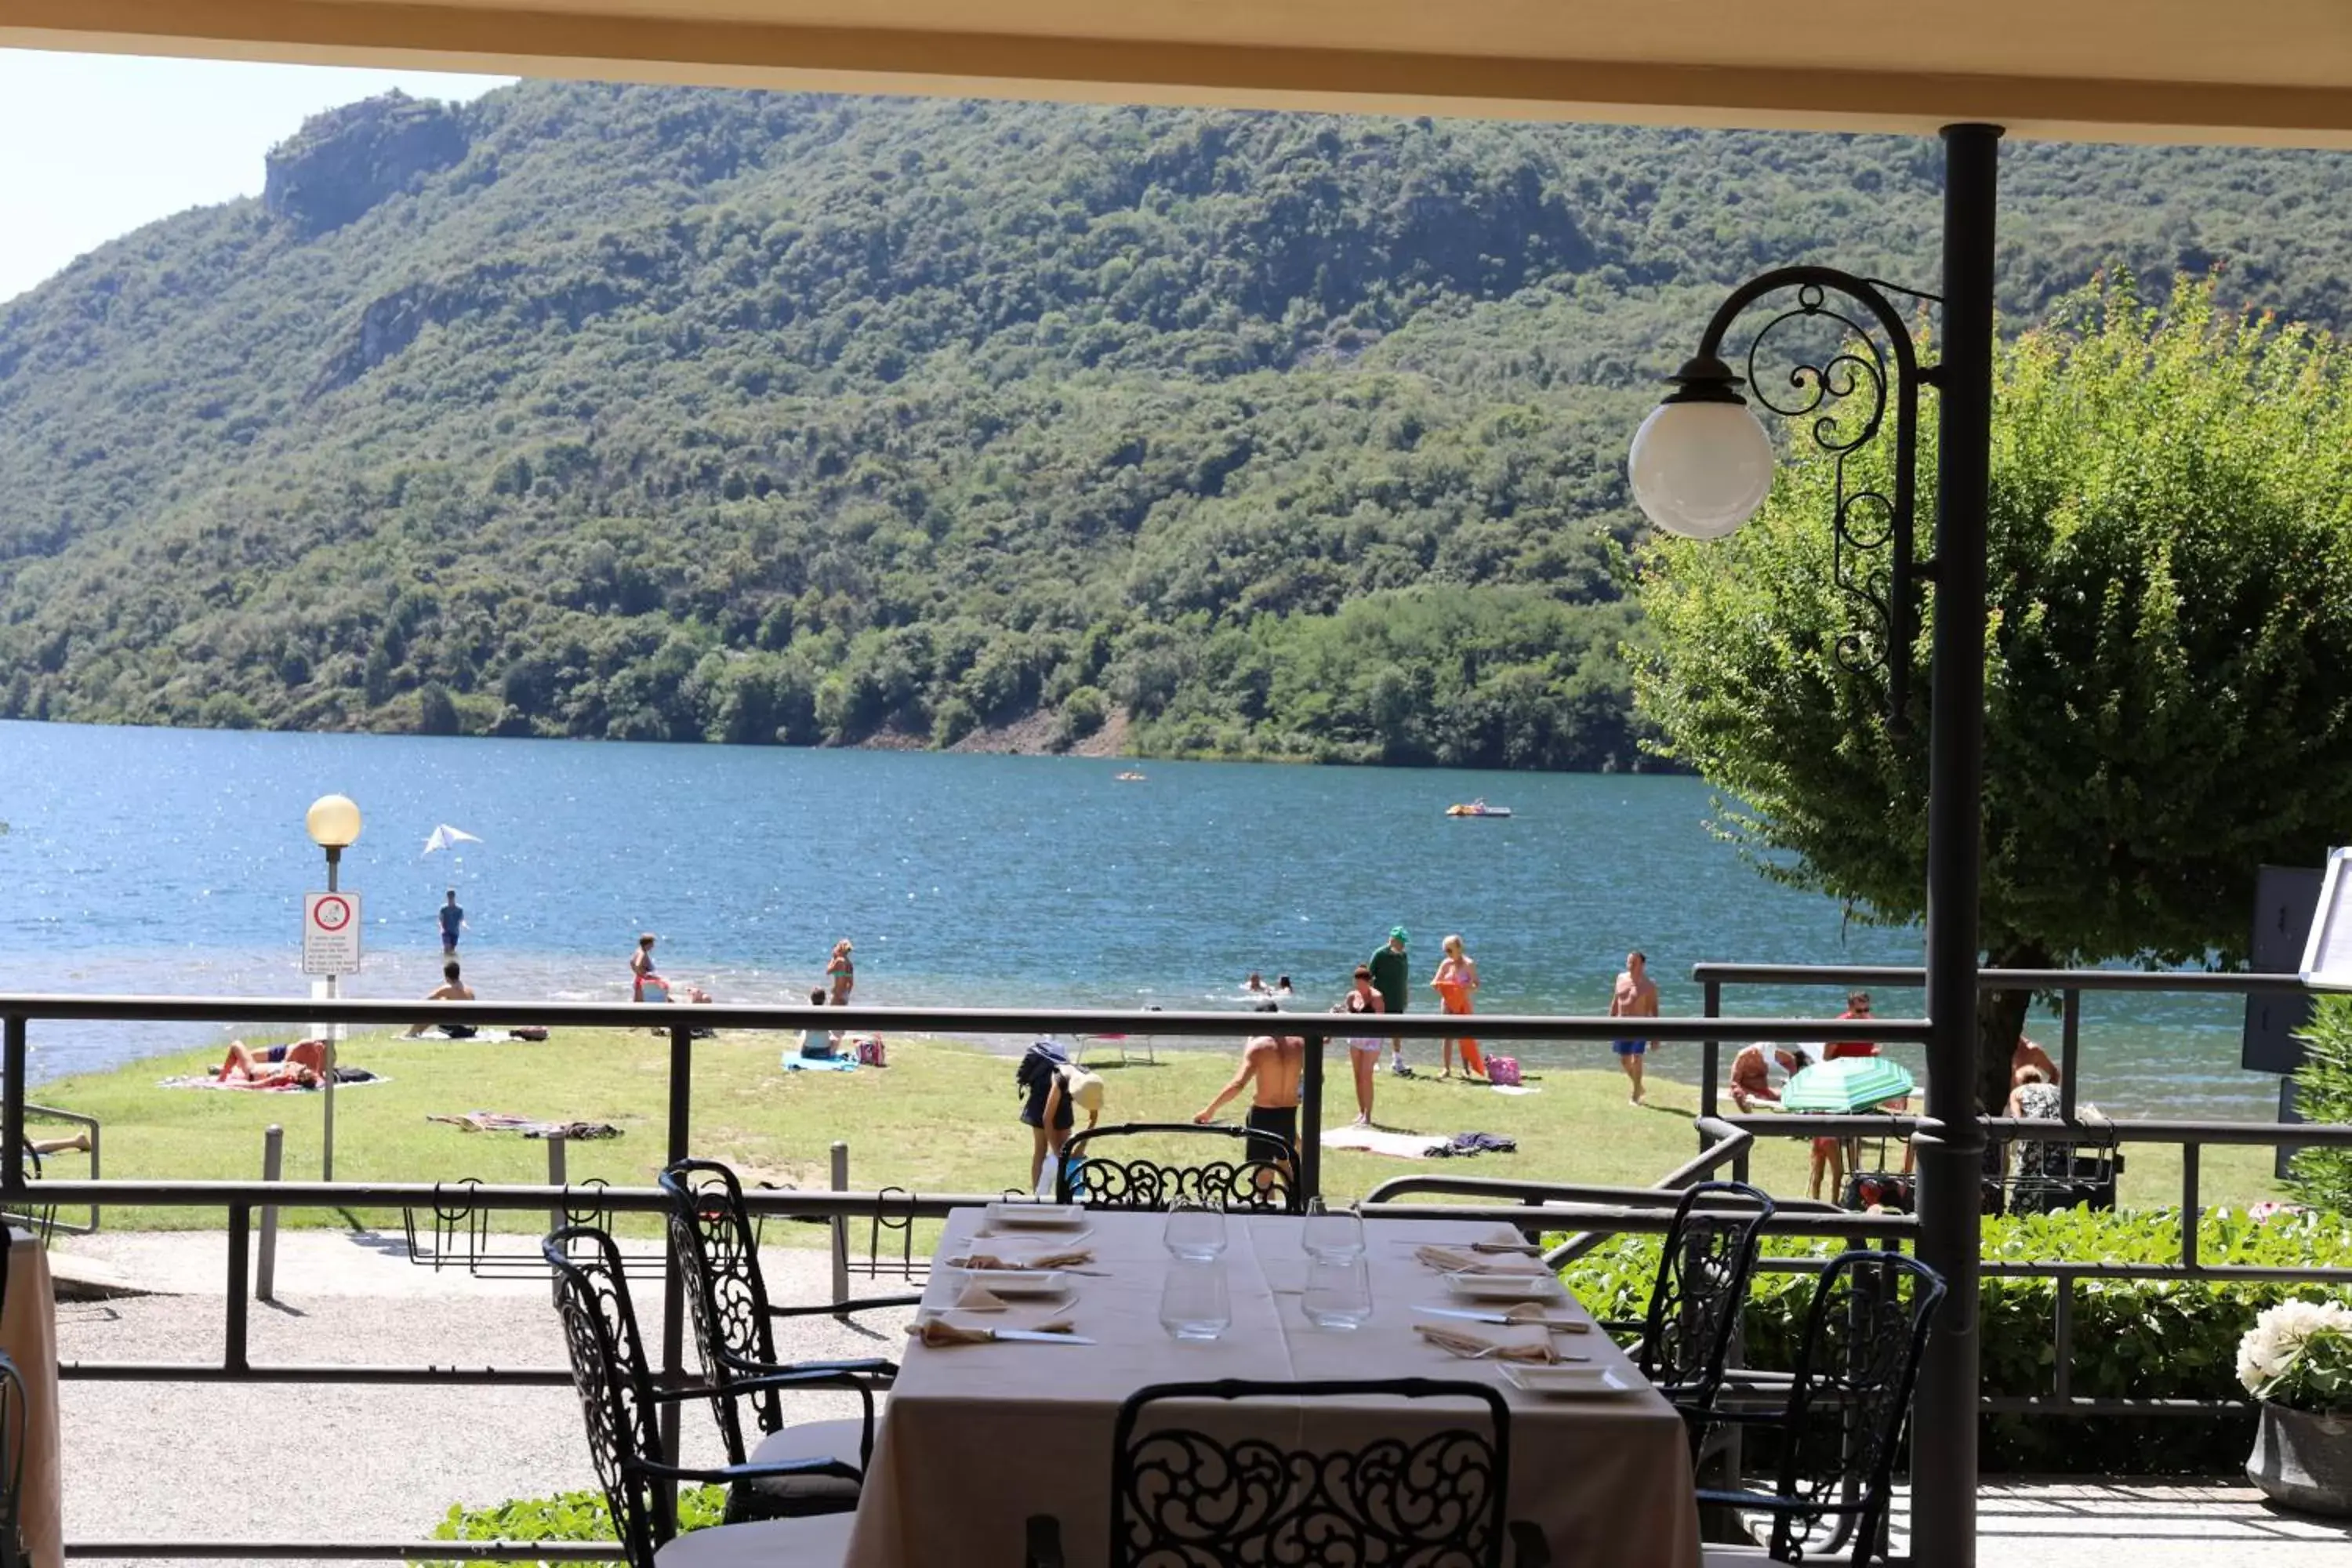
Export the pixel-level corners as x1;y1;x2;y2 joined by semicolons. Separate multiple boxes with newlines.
659;1023;692;1473
1910;119;2002;1568
226;1203;252;1373
1299;1032;1325;1200
321;847;339;1183
1700;978;1722;1132
258;1126;283;1304
546;1133;568;1240
829;1142;851;1316
2059;989;2081;1121
2;1015;24;1200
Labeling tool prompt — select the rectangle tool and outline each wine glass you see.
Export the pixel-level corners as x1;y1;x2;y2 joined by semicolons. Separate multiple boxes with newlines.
1301;1254;1374;1329
1301;1196;1365;1261
1160;1257;1232;1341
1163;1196;1229;1261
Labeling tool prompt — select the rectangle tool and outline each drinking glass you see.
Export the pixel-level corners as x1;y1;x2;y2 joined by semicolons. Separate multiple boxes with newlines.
1160;1257;1232;1341
1163;1196;1229;1261
1301;1254;1374;1330
1301;1196;1365;1261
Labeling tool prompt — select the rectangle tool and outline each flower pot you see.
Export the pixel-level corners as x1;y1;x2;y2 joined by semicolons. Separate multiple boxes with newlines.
2247;1400;2352;1518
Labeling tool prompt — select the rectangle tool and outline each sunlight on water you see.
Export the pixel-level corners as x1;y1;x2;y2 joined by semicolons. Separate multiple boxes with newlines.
0;720;2278;1117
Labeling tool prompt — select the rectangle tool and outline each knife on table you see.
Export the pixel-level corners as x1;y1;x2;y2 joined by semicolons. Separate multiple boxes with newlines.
989;1327;1097;1344
1414;1305;1590;1332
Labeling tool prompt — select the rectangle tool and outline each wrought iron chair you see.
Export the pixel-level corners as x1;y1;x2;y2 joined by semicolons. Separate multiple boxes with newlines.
1057;1121;1301;1213
0;1353;28;1568
1024;1378;1552;1567
543;1226;862;1566
658;1161;901;1520
1693;1250;1947;1564
1617;1181;1777;1449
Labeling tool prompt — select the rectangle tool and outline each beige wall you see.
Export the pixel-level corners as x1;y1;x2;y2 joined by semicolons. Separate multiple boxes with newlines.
2;0;2350;145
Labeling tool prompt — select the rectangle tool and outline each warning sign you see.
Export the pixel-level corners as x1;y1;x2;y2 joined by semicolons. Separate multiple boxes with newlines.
303;891;363;977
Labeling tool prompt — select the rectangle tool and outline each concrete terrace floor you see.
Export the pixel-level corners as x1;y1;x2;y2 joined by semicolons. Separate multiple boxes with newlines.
44;1230;2352;1566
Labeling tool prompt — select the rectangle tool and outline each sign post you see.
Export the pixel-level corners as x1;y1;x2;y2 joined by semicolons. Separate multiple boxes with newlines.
302;884;361;1178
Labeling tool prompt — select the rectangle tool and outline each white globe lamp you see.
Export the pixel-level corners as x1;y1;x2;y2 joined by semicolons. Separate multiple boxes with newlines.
305;793;364;849
1627;357;1777;541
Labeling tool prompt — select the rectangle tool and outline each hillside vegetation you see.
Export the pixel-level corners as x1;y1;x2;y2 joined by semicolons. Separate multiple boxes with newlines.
2;85;2348;768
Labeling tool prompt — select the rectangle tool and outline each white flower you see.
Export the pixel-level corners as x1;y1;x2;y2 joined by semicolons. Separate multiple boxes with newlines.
2239;1300;2352;1398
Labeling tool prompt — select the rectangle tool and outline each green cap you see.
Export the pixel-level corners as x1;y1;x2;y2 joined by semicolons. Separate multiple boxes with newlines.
1390;927;1409;942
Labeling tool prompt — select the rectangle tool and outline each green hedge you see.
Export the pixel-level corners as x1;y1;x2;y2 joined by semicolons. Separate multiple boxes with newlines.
1561;1206;2352;1473
412;1486;727;1566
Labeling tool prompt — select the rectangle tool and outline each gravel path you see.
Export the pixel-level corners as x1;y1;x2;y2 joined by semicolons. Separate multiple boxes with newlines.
52;1229;915;1566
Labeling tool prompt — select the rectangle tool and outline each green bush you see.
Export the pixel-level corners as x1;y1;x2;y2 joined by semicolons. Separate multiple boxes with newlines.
2289;995;2352;1217
412;1486;727;1566
1561;1206;2352;1473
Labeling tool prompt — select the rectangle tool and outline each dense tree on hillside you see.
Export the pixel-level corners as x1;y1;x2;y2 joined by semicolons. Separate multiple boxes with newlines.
1635;277;2352;1108
2;83;2349;765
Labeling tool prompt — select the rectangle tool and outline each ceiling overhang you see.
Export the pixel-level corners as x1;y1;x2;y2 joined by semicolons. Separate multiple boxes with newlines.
2;1;2351;146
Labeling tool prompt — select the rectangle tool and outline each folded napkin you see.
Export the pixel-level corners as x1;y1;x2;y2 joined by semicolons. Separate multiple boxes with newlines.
911;1316;1076;1348
946;1249;1095;1271
1413;1322;1559;1363
953;1280;1013;1312
1413;1243;1547;1276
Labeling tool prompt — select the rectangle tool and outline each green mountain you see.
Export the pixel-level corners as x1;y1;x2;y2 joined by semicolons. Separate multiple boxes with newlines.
3;83;2348;768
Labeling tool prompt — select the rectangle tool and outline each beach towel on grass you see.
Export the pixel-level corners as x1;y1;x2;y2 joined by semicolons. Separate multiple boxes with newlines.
1319;1125;1450;1160
162;1067;386;1092
1488;1083;1541;1096
427;1111;622;1139
398;1027;548;1044
782;1056;859;1073
1431;1131;1519;1158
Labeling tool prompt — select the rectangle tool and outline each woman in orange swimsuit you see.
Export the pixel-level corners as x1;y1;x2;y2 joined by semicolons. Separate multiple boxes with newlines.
1429;934;1487;1080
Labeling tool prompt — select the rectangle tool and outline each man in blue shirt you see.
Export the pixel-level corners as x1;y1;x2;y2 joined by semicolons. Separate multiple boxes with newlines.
438;889;466;956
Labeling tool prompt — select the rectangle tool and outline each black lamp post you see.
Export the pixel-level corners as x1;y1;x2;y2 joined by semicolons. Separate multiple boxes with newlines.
1627;125;2003;1568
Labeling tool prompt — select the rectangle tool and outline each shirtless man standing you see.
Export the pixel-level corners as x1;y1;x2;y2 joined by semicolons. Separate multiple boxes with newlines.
1196;1004;1307;1187
1610;950;1661;1105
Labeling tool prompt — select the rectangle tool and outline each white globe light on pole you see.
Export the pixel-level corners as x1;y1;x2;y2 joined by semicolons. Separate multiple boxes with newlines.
305;794;363;850
1625;352;1780;541
303;793;362;1181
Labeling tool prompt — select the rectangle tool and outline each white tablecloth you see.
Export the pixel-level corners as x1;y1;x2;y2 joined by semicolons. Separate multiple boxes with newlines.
842;1209;1700;1568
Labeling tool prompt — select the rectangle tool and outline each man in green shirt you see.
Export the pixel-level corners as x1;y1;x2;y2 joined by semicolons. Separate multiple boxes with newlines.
1368;927;1411;1075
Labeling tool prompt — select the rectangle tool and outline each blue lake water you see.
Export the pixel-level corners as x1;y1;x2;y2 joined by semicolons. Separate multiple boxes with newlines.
0;719;2276;1116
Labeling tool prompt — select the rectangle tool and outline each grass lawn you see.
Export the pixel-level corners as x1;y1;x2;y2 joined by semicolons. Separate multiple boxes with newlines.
27;1029;2278;1236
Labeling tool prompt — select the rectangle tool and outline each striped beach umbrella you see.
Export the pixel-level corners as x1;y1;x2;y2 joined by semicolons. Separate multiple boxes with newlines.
1781;1056;1916;1113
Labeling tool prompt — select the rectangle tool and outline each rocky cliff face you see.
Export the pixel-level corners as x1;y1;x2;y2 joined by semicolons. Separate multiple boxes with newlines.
263;92;470;236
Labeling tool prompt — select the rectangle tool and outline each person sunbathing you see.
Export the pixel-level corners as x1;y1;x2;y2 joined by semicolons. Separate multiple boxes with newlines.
405;960;479;1037
216;1039;329;1087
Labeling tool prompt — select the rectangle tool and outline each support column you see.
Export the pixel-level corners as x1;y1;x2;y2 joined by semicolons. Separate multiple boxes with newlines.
1911;120;2001;1568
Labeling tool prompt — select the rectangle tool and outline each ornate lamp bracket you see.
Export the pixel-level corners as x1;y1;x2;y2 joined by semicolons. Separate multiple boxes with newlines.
1692;267;1935;731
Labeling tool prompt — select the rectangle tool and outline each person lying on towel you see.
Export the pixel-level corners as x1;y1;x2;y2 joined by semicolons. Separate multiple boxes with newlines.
216;1039;329;1089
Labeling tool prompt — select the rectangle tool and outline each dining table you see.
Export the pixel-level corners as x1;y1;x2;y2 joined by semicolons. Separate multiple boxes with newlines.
840;1206;1701;1568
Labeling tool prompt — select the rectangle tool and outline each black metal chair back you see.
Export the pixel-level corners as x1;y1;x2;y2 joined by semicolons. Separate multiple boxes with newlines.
1108;1379;1532;1568
544;1225;674;1568
658;1159;787;1464
1766;1250;1946;1562
1637;1179;1775;1413
0;1353;27;1568
1058;1122;1301;1213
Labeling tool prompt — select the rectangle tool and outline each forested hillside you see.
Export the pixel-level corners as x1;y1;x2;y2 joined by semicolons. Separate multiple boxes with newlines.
2;83;2347;768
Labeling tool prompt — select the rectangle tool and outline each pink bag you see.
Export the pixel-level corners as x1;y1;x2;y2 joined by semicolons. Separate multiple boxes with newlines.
1487;1056;1522;1087
855;1036;887;1068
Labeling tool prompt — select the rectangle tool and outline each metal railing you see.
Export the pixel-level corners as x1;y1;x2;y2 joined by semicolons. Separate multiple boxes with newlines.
1694;963;2352;1421
2;989;1911;1562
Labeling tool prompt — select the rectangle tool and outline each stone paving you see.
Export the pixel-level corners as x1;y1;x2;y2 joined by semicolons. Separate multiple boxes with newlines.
42;1230;2352;1566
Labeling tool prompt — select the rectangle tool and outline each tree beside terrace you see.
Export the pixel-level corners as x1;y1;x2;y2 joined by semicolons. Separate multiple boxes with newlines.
1635;274;2352;1112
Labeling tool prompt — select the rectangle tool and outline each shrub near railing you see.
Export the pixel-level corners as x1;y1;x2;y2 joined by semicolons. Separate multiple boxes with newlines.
1560;1207;2352;1473
412;1486;728;1566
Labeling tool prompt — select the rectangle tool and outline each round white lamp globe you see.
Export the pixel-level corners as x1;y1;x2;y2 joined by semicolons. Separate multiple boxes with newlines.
305;793;364;849
1627;399;1777;540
